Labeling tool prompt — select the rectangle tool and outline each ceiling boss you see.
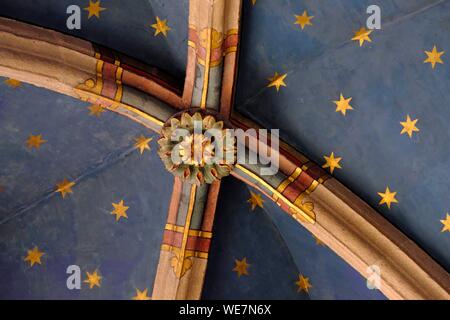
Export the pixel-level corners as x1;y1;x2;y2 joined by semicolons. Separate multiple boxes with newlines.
158;110;236;185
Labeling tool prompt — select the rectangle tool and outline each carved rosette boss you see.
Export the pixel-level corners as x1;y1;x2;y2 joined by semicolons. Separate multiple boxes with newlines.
158;111;236;185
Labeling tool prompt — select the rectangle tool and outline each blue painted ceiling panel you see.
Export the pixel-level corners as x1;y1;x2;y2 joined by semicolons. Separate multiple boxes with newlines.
235;0;450;271
0;78;173;299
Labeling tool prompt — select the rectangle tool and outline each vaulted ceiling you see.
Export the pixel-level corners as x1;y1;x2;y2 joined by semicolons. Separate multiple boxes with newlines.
0;0;448;299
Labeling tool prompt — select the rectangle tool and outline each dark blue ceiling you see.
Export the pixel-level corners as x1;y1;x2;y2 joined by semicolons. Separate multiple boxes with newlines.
0;78;173;299
235;0;450;271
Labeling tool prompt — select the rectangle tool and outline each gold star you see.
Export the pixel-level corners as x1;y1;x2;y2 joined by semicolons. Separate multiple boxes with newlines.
322;152;342;174
351;27;373;47
251;0;256;5
295;275;312;293
111;200;129;221
26;134;47;149
267;72;287;92
56;179;75;199
233;257;250;277
333;94;353;116
88;104;106;117
84;0;106;19
133;288;151;300
440;213;450;233
24;247;44;267
4;78;22;88
247;191;264;211
84;270;102;289
134;135;153;154
400;115;419;138
151;17;171;37
424;46;444;69
378;187;398;209
294;11;314;30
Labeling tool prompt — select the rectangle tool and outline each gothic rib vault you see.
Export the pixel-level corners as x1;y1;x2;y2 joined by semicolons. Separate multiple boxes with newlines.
0;0;448;299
